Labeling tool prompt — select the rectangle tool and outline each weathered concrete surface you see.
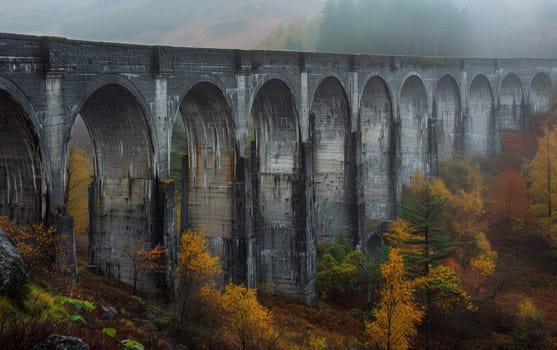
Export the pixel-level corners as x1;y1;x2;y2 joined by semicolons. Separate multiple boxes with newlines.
178;82;236;280
0;32;556;299
434;75;461;158
498;73;525;131
0;91;45;225
310;77;356;241
529;72;553;116
360;76;395;222
55;214;78;282
251;79;306;294
399;75;430;184
466;74;495;155
82;84;155;286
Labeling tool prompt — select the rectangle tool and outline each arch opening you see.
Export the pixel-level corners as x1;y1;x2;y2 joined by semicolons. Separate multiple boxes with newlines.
65;116;93;257
249;79;304;294
498;74;525;131
171;82;236;277
310;77;356;242
466;75;494;155
77;84;156;287
434;75;461;156
359;76;395;224
0;91;45;225
399;76;429;184
529;73;553;116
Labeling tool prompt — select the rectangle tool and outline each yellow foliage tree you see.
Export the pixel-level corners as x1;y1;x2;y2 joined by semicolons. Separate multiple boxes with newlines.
65;145;93;234
527;126;557;246
219;282;279;350
173;230;222;327
386;171;478;348
468;232;497;295
366;248;423;350
511;299;550;349
413;265;476;314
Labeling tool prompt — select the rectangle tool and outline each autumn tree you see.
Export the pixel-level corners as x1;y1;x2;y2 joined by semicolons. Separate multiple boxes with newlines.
438;159;497;297
317;234;378;304
172;230;222;331
510;299;551;349
125;238;167;293
218;282;280;350
386;172;474;348
366;248;423;350
0;217;65;279
487;171;534;239
65;145;93;233
389;172;453;277
527;126;557;246
317;252;357;301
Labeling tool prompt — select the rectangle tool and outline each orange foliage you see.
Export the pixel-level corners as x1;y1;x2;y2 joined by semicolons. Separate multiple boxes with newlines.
125;239;167;293
499;130;539;158
0;216;63;278
65;146;93;234
487;171;534;239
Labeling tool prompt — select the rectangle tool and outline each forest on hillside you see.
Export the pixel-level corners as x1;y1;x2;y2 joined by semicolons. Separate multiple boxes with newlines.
258;0;557;58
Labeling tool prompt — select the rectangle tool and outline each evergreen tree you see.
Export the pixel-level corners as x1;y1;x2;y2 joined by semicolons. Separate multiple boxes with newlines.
386;172;473;349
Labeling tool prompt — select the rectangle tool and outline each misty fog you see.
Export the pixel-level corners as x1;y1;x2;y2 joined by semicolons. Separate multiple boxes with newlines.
1;0;556;57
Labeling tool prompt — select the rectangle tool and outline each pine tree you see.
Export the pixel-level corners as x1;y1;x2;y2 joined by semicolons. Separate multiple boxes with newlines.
386;172;473;349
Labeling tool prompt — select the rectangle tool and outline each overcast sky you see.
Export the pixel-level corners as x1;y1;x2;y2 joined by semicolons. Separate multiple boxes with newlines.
1;0;555;55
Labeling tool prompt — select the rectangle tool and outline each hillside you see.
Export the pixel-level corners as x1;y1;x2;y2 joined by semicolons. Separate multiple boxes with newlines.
2;0;324;49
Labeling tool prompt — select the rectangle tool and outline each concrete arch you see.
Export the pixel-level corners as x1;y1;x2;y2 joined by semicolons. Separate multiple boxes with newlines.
70;74;158;163
309;73;351;109
249;78;305;295
466;74;495;155
398;74;429;184
359;73;395;104
173;74;235;126
174;82;236;269
309;76;356;242
76;82;157;288
359;75;395;223
434;74;462;156
0;77;50;189
397;72;430;110
0;76;43;136
529;72;553;116
498;73;525;130
0;85;47;224
251;78;301;172
248;73;299;120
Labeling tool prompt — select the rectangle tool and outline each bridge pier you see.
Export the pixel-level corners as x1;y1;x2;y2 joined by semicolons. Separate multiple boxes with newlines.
45;72;68;211
158;179;177;289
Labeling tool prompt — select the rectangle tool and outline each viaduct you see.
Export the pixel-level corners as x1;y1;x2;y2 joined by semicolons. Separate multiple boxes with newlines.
0;33;555;302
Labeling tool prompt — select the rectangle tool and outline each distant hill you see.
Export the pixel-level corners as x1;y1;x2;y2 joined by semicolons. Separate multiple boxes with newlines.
156;0;324;49
2;0;324;49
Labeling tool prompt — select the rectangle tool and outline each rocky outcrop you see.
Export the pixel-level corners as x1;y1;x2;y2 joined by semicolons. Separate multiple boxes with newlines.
100;304;118;320
0;227;28;293
32;334;90;350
